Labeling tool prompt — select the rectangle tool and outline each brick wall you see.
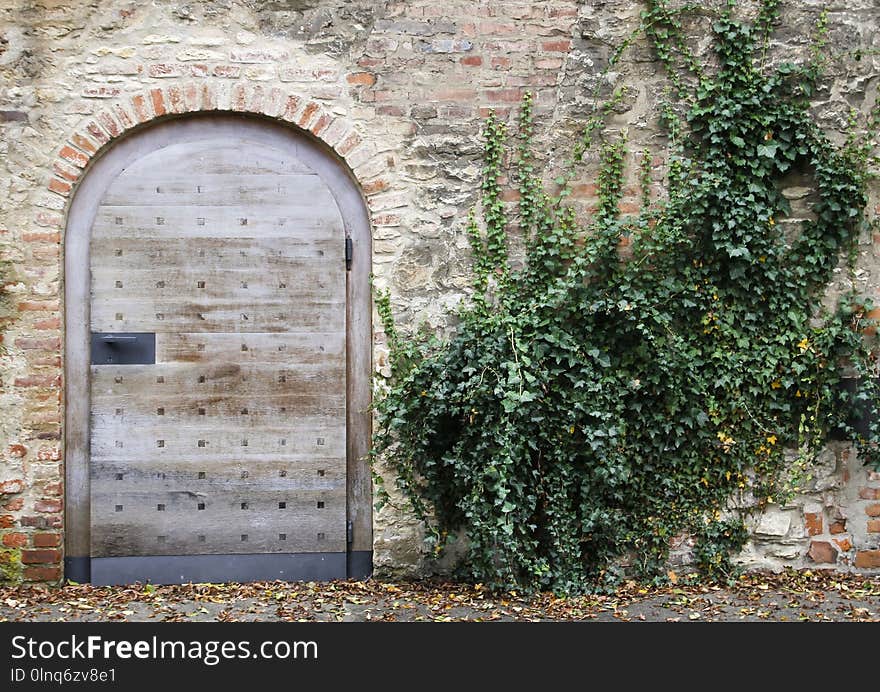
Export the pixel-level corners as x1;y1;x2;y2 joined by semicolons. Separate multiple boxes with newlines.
0;0;878;582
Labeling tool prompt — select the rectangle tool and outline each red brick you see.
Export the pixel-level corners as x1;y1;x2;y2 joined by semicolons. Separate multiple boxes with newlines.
336;132;362;156
150;88;167;116
7;444;27;458
34;211;63;228
2;532;27;548
478;106;511;118
86;121;110;144
434;88;476;101
362;178;390;195
484;88;523;103
33;533;60;548
212;65;241;79
14;374;60;388
542;39;572;52
185;83;200;111
34;499;62;513
460;56;483;67
490;57;511;69
130;94;150;122
866;503;880;517
200;83;217;110
618;200;640;215
247;86;265;113
148;63;182;78
59;145;89;168
81;85;121;98
548;7;579;18
189;63;208;78
112;104;135;129
36;446;61;461
372;213;400;226
807;540;836;564
282;95;302;121
21;548;61;564
14;337;60;351
21;515;62;529
53;161;80;182
96;111;122;138
297;101;320;127
167;85;186;114
0;516;14;529
477;21;517;35
33;317;61;330
70;133;97;155
829;520;846;535
229;83;245;111
347;71;377;85
310;114;332;136
855;550;880;568
4;498;24;511
0;480;24;494
859;487;880;500
868;519;880;533
833;537;852;552
18;300;58;312
23;230;61;244
24;565;61;581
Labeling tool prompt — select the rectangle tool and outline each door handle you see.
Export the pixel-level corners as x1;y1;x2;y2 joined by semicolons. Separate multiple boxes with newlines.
91;333;156;365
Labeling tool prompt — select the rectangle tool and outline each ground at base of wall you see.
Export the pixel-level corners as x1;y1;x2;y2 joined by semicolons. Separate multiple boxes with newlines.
0;571;877;622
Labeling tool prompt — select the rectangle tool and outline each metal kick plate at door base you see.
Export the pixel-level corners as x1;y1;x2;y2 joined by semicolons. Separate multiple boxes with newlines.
91;333;156;365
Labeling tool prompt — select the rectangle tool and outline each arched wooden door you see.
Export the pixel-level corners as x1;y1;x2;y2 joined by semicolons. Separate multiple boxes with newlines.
64;116;372;585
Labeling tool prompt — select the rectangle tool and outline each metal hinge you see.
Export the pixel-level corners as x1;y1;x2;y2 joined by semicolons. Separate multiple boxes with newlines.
345;237;353;271
347;520;353;544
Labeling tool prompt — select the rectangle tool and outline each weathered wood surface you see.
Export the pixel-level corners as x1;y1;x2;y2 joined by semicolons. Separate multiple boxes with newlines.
116;139;316;177
92;204;340;239
155;332;344;365
87;132;348;561
91;237;339;266
101;173;328;207
90;299;345;333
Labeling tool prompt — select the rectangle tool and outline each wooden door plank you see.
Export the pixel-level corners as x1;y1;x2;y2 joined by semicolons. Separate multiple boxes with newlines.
154;332;345;365
91;458;344;487
91;363;345;396
92;526;345;556
101;173;329;207
89;301;345;333
91;236;341;266
91;267;340;298
118;139;316;177
92;204;342;239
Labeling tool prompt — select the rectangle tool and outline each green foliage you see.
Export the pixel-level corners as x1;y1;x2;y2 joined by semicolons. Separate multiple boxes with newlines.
373;1;880;594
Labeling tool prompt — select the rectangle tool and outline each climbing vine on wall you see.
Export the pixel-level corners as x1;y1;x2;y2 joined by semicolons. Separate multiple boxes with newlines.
373;0;880;593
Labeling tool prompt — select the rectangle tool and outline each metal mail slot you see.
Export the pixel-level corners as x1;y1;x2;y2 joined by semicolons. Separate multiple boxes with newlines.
91;332;156;365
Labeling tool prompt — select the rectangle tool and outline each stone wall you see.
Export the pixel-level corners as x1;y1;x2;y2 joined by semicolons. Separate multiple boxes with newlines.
0;0;878;583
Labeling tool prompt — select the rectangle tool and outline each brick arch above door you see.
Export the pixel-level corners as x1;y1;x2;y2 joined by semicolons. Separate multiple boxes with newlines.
41;81;386;220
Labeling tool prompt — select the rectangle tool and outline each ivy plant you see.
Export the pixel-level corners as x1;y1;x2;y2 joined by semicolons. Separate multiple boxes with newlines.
373;0;880;593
